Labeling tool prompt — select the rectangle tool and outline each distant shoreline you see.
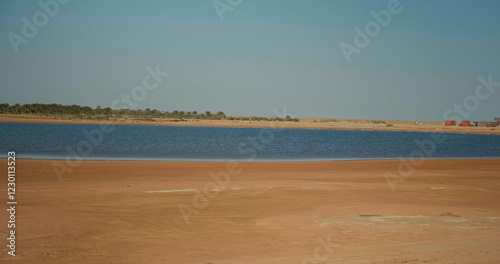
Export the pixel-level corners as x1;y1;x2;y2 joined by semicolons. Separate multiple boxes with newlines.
0;114;498;135
14;156;500;162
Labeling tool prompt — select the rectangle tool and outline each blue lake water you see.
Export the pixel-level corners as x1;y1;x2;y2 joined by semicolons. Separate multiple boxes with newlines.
0;123;499;161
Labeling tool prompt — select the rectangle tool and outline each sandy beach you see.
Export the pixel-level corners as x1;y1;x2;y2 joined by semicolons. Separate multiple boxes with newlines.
2;1;499;263
1;158;499;263
1;114;499;135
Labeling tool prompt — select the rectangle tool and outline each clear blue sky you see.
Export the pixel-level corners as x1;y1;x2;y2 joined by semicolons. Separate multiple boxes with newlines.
1;0;499;121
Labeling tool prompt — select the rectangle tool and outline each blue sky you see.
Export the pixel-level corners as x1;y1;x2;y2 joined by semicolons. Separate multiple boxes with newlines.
1;0;499;121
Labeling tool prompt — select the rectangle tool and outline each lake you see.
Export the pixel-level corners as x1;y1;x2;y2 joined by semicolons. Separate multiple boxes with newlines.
0;123;499;161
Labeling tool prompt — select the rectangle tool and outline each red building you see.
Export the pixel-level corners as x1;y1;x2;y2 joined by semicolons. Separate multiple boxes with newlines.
459;120;471;126
445;120;456;126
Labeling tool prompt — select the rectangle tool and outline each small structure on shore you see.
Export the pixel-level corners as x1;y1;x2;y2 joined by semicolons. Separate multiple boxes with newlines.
459;120;471;127
486;122;499;127
445;120;456;126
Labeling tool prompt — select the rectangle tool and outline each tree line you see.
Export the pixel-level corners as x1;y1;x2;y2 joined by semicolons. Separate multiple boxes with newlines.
0;103;299;122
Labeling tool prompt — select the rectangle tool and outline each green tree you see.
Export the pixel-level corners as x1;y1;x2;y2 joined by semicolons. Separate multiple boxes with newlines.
215;111;226;119
0;103;9;113
151;109;161;117
82;106;92;115
103;107;112;116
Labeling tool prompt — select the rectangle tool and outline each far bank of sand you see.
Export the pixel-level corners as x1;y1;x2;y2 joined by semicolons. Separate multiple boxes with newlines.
0;114;498;135
2;158;499;263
